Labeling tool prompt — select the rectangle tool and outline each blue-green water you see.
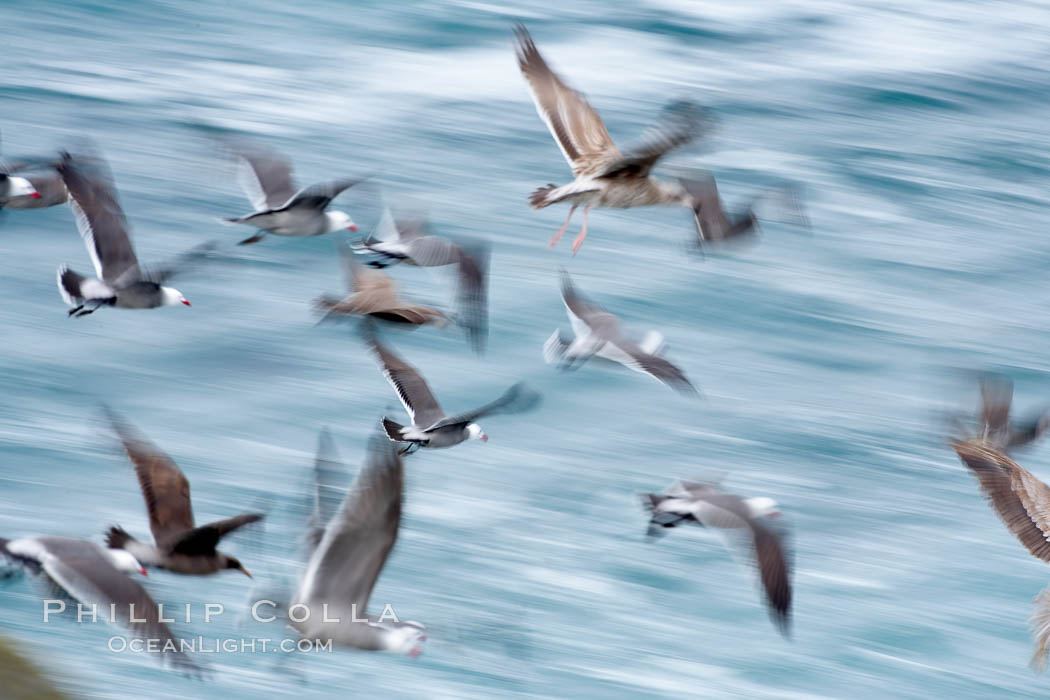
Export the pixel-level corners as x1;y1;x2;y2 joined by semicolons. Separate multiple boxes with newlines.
4;1;1050;697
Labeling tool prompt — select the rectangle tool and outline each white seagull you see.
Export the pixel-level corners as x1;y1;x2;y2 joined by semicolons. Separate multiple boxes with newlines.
641;479;792;636
545;270;698;396
290;432;425;654
514;24;710;255
54;151;214;317
222;142;362;245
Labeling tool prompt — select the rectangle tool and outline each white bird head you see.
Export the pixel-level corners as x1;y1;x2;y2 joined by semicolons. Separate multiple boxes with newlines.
744;496;781;519
3;175;40;199
105;549;148;577
326;210;358;233
160;286;191;307
466;423;488;442
382;623;426;657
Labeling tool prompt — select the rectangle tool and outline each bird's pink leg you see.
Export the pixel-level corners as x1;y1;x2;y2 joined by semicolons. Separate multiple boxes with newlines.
549;205;577;249
571;206;591;255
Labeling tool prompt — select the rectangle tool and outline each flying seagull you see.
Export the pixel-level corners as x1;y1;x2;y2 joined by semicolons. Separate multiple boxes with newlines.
545;270;698;396
951;375;1050;672
290;432;425;654
54;151;215;317
103;407;261;576
363;324;541;452
222;142;362;245
0;536;198;673
0;132;66;209
677;170;808;253
0;169;42;204
514;23;711;255
353;207;490;353
314;242;448;327
1;168;67;209
952;440;1050;671
641;479;792;636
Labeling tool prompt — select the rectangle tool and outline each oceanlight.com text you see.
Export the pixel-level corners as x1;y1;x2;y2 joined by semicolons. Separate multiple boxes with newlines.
108;636;334;654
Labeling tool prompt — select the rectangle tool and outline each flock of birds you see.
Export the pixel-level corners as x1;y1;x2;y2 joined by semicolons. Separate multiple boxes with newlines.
1;21;1045;683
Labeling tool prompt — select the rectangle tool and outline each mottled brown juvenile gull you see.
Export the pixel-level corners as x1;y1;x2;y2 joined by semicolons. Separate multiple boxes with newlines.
314;242;448;327
514;23;710;255
952;396;1050;672
103;407;261;577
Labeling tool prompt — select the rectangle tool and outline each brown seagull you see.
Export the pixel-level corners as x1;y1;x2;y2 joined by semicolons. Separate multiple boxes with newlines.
952;378;1050;671
103;407;261;577
514;24;709;255
314;242;448;327
952;440;1050;562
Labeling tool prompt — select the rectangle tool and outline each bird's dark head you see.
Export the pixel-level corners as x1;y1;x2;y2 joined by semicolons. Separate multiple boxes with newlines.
225;557;252;578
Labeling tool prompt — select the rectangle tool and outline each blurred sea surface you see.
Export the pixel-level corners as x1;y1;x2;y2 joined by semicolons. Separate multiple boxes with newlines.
4;1;1050;697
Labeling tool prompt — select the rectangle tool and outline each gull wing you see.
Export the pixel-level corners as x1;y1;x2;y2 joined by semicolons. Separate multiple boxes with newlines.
514;24;620;176
57;152;140;283
295;434;403;616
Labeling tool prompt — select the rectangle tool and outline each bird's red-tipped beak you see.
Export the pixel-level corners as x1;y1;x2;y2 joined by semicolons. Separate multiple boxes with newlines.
481;434;488;442
29;192;41;199
408;646;423;658
239;566;253;579
139;567;148;576
181;299;191;306
767;511;782;519
347;224;358;232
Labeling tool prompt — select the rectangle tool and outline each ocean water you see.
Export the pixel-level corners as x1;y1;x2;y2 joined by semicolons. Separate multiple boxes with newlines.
3;0;1050;697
